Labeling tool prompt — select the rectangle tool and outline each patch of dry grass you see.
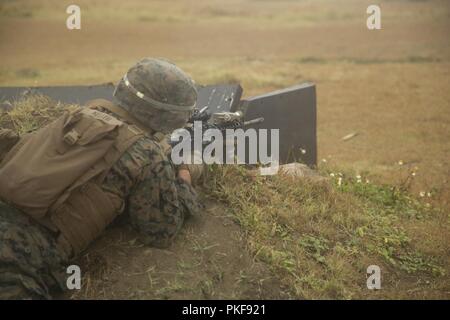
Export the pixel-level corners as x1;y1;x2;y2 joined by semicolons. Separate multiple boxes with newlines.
0;94;75;134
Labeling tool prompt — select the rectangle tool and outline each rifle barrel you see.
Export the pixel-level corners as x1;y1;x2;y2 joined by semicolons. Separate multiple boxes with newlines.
244;117;264;126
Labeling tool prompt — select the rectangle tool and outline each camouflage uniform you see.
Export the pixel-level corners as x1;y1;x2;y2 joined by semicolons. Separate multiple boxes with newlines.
0;129;203;299
101;117;203;249
0;58;203;299
0;201;68;299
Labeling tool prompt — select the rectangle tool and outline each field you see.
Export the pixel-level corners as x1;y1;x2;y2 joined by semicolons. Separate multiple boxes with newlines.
0;0;449;299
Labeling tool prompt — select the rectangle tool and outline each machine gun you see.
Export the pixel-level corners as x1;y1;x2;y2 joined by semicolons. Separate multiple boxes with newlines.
169;106;264;147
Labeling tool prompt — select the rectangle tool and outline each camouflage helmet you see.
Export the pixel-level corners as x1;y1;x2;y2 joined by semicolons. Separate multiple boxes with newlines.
113;58;197;133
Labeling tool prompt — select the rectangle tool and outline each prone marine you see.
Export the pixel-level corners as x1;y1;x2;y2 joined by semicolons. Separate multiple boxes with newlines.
0;58;205;299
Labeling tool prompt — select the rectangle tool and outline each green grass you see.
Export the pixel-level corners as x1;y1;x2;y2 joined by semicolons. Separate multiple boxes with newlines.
204;165;449;299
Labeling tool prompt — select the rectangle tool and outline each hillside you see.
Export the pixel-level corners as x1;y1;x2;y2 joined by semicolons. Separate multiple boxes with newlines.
1;95;448;299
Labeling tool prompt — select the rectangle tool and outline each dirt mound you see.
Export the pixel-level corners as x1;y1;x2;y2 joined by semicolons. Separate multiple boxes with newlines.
65;198;287;300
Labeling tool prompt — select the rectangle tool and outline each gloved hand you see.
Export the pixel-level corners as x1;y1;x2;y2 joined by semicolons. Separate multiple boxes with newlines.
175;150;205;186
178;167;192;185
